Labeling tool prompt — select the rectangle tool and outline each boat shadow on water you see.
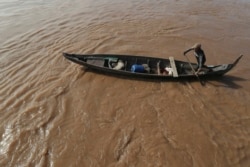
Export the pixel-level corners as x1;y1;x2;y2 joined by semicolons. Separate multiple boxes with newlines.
82;67;246;89
202;75;247;89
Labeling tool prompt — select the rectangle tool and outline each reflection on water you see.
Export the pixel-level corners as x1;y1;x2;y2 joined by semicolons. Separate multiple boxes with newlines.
0;0;250;166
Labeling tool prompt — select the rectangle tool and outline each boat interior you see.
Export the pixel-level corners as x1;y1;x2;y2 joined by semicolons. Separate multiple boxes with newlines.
84;56;197;76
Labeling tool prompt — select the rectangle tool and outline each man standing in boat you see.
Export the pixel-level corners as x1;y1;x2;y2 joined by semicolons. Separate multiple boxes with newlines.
183;43;206;74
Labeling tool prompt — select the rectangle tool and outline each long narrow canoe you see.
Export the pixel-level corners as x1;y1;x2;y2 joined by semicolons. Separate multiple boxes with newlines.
63;53;243;79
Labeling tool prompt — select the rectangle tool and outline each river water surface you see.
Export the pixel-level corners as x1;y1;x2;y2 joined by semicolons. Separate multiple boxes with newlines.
0;0;250;166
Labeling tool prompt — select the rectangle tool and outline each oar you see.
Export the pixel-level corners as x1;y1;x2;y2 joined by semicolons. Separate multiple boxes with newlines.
184;54;205;86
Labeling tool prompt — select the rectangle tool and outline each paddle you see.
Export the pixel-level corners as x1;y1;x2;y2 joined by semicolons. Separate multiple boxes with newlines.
184;54;205;86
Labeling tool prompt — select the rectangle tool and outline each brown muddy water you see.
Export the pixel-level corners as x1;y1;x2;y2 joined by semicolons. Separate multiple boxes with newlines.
0;0;250;166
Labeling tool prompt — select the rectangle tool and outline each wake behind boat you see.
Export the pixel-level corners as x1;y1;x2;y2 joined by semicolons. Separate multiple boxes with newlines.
63;53;243;80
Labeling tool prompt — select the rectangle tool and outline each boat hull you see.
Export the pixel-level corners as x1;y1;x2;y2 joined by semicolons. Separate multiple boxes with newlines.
63;53;243;80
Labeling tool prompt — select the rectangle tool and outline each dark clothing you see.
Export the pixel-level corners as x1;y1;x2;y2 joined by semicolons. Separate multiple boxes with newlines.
194;49;206;69
184;47;206;70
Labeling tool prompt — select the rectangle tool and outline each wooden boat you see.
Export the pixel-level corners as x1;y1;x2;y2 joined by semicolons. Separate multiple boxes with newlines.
63;53;243;79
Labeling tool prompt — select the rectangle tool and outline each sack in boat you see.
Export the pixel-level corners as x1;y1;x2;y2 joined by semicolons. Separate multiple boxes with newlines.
113;60;125;70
